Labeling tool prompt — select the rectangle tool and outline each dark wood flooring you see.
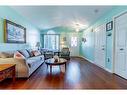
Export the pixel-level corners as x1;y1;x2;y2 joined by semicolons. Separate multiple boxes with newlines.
0;57;127;89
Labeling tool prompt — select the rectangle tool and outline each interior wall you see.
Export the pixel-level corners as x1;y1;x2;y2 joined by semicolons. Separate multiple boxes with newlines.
81;6;127;71
0;6;40;51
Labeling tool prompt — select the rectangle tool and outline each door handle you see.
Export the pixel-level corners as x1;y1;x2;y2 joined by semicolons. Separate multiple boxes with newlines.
120;48;124;50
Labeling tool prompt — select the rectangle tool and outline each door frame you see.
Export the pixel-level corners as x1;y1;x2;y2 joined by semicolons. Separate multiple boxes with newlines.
112;11;127;73
94;23;106;69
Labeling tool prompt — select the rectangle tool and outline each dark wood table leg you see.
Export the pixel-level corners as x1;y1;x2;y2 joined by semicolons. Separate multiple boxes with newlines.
12;66;16;82
58;52;60;56
50;65;52;74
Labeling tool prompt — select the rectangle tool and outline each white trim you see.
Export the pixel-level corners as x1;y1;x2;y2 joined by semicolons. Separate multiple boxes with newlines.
93;61;113;73
105;68;113;73
80;56;113;73
71;56;81;58
112;15;116;73
80;56;94;63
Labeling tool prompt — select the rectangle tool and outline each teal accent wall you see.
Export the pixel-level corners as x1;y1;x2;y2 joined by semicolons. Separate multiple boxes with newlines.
80;28;94;61
0;6;40;51
81;6;127;71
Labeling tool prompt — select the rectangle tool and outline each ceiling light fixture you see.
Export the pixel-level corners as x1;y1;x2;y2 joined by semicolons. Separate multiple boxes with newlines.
72;22;88;32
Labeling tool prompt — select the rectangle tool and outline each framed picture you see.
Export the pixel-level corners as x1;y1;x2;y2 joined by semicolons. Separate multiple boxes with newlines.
82;37;86;43
4;19;26;43
106;21;113;31
63;37;66;41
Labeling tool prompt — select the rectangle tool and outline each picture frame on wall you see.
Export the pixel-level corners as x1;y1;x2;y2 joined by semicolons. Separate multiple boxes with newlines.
63;37;66;41
82;37;86;43
106;21;113;31
4;19;26;43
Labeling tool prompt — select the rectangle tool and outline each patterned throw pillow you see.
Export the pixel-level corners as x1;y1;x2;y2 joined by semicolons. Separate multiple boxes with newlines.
14;51;25;59
32;50;41;56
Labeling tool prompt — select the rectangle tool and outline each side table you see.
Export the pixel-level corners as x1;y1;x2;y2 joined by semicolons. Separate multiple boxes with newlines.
0;64;16;82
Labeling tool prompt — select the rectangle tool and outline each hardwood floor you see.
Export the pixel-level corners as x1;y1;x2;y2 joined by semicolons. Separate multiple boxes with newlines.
0;57;127;89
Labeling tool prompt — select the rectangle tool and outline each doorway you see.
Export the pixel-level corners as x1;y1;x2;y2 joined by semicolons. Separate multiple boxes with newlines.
114;11;127;79
94;24;106;68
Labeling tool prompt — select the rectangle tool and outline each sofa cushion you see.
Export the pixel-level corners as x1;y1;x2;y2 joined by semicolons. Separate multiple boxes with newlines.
26;55;42;64
18;50;30;58
26;49;34;57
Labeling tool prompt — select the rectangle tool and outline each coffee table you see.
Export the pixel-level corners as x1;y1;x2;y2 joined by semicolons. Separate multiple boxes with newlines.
45;58;67;74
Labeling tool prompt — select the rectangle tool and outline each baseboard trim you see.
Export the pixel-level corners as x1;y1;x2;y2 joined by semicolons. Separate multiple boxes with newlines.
105;68;113;73
80;56;113;73
70;56;80;58
80;56;94;64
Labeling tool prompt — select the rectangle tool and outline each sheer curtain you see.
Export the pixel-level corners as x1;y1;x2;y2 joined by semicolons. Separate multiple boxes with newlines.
44;31;60;50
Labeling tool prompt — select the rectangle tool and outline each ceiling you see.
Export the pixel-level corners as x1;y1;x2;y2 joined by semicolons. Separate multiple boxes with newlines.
11;6;113;30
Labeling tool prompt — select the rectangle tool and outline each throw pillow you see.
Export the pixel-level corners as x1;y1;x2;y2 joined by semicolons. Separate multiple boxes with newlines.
14;51;25;59
32;50;41;56
18;50;30;58
26;49;34;57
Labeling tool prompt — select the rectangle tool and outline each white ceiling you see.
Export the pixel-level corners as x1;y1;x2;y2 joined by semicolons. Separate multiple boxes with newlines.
11;6;113;30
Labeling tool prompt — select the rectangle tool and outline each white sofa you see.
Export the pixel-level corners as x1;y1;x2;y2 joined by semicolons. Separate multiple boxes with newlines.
0;50;45;78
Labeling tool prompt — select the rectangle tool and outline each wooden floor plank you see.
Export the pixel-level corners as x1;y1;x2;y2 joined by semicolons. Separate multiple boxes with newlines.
0;57;127;89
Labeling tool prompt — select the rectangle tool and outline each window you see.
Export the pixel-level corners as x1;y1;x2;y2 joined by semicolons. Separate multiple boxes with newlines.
71;36;77;47
44;30;60;50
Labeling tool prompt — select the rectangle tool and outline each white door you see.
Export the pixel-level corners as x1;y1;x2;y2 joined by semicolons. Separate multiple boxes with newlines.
94;24;106;68
114;12;127;79
67;33;79;56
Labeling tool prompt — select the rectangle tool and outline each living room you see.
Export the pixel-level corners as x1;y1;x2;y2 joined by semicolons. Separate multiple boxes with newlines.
1;4;127;92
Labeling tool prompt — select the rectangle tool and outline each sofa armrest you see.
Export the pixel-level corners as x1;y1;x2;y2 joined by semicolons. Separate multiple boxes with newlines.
0;58;29;77
0;58;26;65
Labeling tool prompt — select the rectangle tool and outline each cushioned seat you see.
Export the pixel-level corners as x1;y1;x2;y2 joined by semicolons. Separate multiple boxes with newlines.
0;50;45;78
26;56;42;63
60;47;70;60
